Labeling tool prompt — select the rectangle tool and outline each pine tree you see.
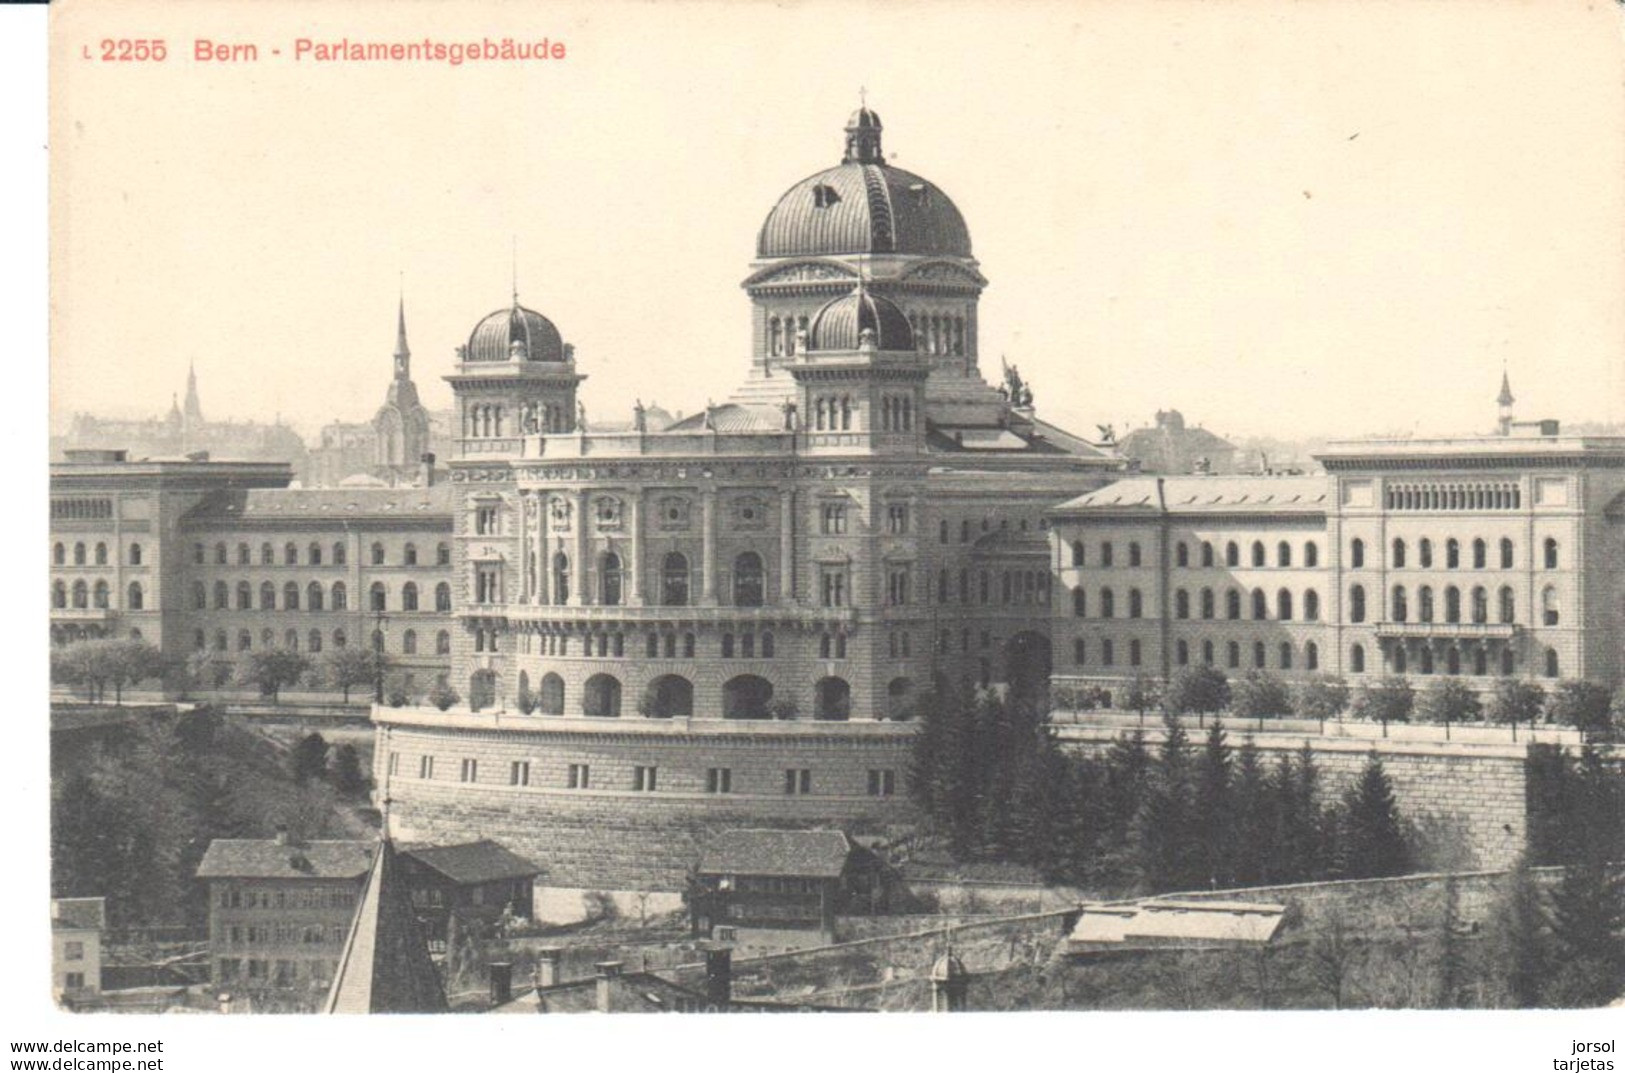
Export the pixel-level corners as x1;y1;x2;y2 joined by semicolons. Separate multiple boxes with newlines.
289;732;330;785
1542;747;1625;1007
1131;714;1197;892
1342;750;1409;879
1230;737;1273;886
1193;720;1234;888
1488;854;1549;1008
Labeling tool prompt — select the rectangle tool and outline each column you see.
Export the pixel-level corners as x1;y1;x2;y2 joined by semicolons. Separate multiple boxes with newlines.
627;491;644;606
537;497;550;605
779;488;795;603
701;487;717;605
571;488;588;606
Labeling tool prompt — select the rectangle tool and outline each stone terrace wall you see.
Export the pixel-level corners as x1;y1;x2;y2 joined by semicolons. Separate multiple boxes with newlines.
1055;722;1536;870
375;710;917;891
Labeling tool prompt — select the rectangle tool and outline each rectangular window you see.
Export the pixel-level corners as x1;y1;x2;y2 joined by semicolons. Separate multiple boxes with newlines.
886;503;909;534
64;941;84;962
820;503;848;534
475;506;500;536
568;763;590;789
783;768;812;795
887;568;910;606
65;972;85;991
820;569;847;607
387;752;399;777
633;765;658;792
706;768;732;794
418;755;434;780
510;760;530;787
866;769;896;797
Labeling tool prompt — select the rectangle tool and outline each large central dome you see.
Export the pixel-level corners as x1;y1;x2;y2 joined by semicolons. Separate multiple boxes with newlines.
756;109;972;259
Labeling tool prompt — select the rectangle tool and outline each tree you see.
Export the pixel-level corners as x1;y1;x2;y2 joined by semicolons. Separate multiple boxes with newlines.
324;648;384;704
1341;750;1409;879
1293;674;1350;725
1130;713;1198;892
50;639;163;704
1120;674;1162;726
329;744;369;797
1545;680;1614;735
1166;667;1229;724
1352;676;1414;728
240;648;311;703
1192;720;1235;888
1487;854;1551;1008
428;683;460;711
290;732;330;785
1541;747;1625;1006
1231;671;1291;723
1417;678;1481;728
1487;679;1544;735
1230;736;1275;886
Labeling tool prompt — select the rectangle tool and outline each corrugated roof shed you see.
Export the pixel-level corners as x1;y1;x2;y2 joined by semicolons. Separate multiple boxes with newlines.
400;840;541;885
698;829;855;879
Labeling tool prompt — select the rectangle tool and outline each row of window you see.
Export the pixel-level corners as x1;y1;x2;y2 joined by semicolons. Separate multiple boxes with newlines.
193;626;451;656
1385;482;1521;512
1064;535;1561;572
51;578;144;611
1067;638;1562;678
190;579;452;613
1348;536;1554;570
50;498;113;520
1070;539;1322;571
1070;585;1324;623
216;923;346;947
217;887;355;910
216;958;338;987
1347;583;1532;625
51;541;139;567
191;540;450;568
394;751;898;797
937;516;1044;544
528;551;775;608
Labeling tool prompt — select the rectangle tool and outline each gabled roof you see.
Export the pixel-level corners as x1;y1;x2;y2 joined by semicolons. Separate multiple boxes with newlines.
400;841;541;886
324;839;448;1014
1052;475;1330;515
183;483;456;524
196;839;374;881
52;897;106;931
698;829;855;879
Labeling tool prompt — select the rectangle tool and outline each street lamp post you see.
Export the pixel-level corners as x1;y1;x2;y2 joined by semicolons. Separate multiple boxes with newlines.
373;608;388;703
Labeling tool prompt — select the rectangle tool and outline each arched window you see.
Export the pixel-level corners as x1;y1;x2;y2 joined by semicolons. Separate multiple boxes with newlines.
215;542;227;565
1070;541;1085;567
723;675;773;720
237;630;252;652
433;582;451;612
1200;588;1214;619
1474;648;1487;676
404;543;418;567
1543;538;1558;570
1500;538;1513;569
1391;585;1408;622
126;582;143;610
1446;538;1460;569
285;629;300;651
1277;541;1292;568
815;677;852;721
1544;648;1559;678
395;582;415;611
213;581;228;609
309;630;323;654
232;542;246;565
334;542;347;566
1304;542;1318;568
1418;585;1435;623
1226;542;1240;567
74;543;87;566
1472;538;1486;569
647;675;693;718
661;553;689;606
1176;542;1189;568
371;542;385;566
1471;586;1488;624
1542;586;1560;626
1351;643;1365;673
332;581;347;611
1306;641;1319;671
1128;589;1143;618
552;553;570;605
1444;586;1461;624
52;543;64;566
1393;647;1407;674
437;543;451;566
1129;542;1142;567
261;542;274;565
94;542;107;566
1226;589;1241;620
436;630;451;655
371;630;385;654
51;580;66;609
402;630;417;655
260;581;276;610
309;542;322;565
1071;586;1086;617
92;580;110;609
1446;648;1460;675
1419;647;1434;675
1350;584;1366;623
1279;642;1293;670
284;542;298;566
370;582;387;612
283;581;300;610
1277;589;1293;620
732;552;763;607
1252;588;1267;620
1175;589;1190;619
333;629;347;649
1100;588;1115;619
1251;541;1265;568
1304;589;1320;621
236;581;251;609
1392;538;1406;569
308;582;324;611
1100;542;1114;567
1419;538;1433;569
1499;586;1515;624
1198;542;1212;567
1351;538;1365;569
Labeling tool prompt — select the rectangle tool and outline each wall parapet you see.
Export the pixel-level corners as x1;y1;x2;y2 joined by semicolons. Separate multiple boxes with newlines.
373;705;918;740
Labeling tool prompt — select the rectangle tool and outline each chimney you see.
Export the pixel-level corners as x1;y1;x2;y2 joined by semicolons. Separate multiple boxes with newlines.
273;825;289;846
488;962;513;1006
703;945;732;1008
594;961;623;1014
419;452;436;487
534;948;561;989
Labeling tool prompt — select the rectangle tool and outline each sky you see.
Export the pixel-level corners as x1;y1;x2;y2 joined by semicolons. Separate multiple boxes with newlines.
49;0;1625;443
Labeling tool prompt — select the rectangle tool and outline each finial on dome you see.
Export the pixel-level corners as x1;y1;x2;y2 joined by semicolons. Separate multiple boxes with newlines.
511;236;520;305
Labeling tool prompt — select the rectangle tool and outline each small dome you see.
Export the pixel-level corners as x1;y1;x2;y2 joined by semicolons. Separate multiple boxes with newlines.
466;303;565;363
847;106;882;130
930;953;968;982
807;286;914;352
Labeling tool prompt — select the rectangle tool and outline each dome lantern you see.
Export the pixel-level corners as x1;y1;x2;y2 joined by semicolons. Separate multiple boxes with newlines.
842;104;884;165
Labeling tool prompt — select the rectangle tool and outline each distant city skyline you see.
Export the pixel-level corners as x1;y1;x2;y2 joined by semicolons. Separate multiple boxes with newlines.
51;2;1625;444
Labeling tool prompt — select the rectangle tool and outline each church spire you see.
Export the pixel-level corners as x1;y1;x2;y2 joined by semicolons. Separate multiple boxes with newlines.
394;293;411;381
183;361;204;426
1497;366;1515;435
